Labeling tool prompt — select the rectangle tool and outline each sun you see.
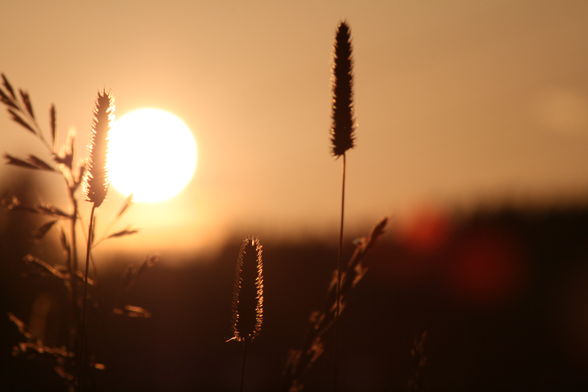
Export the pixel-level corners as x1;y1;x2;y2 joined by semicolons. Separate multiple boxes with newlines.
106;108;198;203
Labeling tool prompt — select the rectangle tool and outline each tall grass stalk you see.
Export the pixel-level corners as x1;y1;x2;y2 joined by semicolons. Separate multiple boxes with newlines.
80;91;113;391
330;21;356;391
0;73;89;389
239;340;248;392
229;237;264;392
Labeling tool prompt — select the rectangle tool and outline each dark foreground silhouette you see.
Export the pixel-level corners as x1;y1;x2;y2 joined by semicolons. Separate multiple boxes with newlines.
2;195;588;391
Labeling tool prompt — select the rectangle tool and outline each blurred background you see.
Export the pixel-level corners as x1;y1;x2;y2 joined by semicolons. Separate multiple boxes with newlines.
1;0;588;390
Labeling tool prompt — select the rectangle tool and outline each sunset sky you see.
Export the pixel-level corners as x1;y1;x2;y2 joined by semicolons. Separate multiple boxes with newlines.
1;0;588;254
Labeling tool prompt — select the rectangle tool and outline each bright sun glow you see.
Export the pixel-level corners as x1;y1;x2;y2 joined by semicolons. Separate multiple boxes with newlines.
107;108;198;203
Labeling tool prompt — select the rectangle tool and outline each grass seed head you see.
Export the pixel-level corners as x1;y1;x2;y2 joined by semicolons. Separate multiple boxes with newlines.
231;237;264;342
84;91;113;207
330;21;356;157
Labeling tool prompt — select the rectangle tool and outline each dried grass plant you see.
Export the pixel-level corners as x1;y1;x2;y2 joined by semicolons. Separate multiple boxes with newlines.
0;74;151;392
283;218;388;391
330;21;356;391
3;20;395;392
228;237;264;392
79;90;113;391
280;22;390;391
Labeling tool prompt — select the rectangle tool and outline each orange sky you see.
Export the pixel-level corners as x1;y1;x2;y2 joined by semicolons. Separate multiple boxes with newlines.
1;0;588;254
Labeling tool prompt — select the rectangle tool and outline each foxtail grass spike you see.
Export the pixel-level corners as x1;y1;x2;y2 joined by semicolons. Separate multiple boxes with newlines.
231;237;264;342
330;21;355;157
84;91;113;207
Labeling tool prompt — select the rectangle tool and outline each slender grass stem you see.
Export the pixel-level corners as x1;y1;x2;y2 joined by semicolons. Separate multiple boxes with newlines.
67;190;82;392
70;195;79;272
333;153;347;392
80;203;96;391
239;340;248;392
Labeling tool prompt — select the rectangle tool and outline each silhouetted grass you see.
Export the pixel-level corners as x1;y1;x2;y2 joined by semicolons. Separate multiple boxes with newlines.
283;218;387;391
0;21;394;392
0;74;148;392
330;21;356;392
228;237;264;391
80;90;114;391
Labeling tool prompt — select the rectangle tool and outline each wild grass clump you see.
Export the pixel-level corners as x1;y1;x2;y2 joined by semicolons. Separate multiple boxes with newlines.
4;19;396;392
0;74;152;392
221;21;390;392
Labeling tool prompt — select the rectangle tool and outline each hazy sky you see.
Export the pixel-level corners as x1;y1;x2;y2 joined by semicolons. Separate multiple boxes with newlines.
1;0;588;254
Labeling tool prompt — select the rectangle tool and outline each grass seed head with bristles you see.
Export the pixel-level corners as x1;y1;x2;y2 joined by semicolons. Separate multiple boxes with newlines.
330;21;356;157
231;237;264;342
84;91;113;207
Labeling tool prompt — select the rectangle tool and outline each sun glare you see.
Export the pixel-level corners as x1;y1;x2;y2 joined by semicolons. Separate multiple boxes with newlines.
107;108;198;203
